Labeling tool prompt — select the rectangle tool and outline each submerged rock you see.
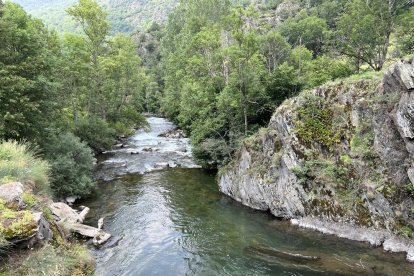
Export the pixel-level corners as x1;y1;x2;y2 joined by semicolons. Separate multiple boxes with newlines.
291;218;388;246
244;245;320;263
244;244;377;275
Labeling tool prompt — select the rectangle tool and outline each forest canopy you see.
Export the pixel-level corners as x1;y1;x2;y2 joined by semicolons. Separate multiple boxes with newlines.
158;0;413;168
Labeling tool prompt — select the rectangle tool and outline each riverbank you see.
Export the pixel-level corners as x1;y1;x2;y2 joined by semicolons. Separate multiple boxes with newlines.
0;182;96;275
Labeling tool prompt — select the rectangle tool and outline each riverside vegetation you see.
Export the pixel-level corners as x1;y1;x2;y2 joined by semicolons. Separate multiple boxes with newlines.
1;0;414;274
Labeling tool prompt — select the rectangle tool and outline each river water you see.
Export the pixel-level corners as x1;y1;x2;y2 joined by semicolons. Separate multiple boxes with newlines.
81;117;414;276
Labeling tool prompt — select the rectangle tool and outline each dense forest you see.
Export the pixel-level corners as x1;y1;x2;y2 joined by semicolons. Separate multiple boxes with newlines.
159;0;414;168
12;0;179;33
1;0;151;198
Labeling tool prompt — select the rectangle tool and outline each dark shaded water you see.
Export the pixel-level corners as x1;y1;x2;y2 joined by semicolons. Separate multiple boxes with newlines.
82;117;414;276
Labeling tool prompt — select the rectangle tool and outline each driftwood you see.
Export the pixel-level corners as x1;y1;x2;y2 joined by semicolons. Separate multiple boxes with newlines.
51;202;111;246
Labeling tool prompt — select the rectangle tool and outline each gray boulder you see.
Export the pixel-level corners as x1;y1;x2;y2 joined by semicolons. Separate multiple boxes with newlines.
0;182;25;210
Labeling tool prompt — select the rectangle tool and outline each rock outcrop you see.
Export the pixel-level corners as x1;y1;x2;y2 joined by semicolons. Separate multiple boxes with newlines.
0;182;53;248
219;58;414;260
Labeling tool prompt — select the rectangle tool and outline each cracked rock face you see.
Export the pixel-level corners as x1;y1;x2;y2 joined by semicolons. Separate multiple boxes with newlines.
219;59;414;242
392;60;414;189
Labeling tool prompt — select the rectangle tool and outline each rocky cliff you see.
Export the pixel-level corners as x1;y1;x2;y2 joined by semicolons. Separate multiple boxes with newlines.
219;58;414;259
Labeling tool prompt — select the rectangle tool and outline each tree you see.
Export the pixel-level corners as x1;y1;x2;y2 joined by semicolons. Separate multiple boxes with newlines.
227;5;265;135
67;0;109;117
100;34;146;128
395;6;414;55
279;12;330;56
334;0;399;71
58;33;90;126
261;31;292;73
0;3;58;141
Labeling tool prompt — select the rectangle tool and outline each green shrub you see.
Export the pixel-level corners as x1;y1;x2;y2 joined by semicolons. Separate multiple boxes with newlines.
74;116;116;152
0;141;49;193
44;132;95;198
193;138;232;169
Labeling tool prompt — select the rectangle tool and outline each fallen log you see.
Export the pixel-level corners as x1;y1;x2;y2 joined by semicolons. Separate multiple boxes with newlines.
59;221;111;246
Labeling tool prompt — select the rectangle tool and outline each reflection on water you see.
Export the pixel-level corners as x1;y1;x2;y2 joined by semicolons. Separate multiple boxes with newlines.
81;118;414;276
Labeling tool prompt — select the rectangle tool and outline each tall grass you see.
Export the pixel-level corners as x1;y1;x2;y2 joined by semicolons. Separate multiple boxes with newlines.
0;141;50;194
0;243;95;275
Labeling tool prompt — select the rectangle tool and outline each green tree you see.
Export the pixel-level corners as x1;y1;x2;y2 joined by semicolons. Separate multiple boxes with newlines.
395;6;414;55
58;33;90;126
227;5;265;135
67;0;109;117
100;34;146;129
0;3;58;141
260;31;292;73
334;0;398;71
279;12;329;56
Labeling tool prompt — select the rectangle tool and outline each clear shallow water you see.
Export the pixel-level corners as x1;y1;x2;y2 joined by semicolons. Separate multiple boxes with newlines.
82;117;414;276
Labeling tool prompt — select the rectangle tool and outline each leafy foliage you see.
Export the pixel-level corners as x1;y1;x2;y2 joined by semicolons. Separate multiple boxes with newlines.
0;3;59;142
334;0;395;71
395;6;414;55
43;132;95;198
12;0;179;33
74;116;116;152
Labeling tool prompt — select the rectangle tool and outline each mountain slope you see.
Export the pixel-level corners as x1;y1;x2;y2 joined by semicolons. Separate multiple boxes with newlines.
11;0;179;33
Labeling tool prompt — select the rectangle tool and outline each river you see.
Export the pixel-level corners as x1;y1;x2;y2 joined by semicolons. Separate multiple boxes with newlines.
81;117;414;276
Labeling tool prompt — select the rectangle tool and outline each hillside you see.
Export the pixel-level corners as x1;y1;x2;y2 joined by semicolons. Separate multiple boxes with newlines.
10;0;179;32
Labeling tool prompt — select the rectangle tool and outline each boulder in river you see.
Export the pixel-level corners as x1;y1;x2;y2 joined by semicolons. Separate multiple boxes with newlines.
142;147;160;152
154;162;169;169
114;143;125;149
158;129;187;139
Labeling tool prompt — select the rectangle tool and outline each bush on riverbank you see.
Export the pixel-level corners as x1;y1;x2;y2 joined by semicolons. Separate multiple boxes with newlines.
43;132;96;198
